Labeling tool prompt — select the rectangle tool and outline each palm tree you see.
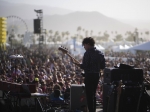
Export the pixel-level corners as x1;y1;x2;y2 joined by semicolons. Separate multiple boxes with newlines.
47;36;52;42
80;35;83;39
140;38;143;42
134;28;139;44
115;31;117;34
65;31;70;40
53;31;59;42
20;34;24;45
57;36;61;42
21;34;24;38
31;34;36;45
77;26;82;38
17;34;21;45
90;30;93;36
17;34;21;38
9;34;15;48
49;30;53;37
54;31;59;37
145;31;149;39
125;32;134;42
98;32;101;36
103;33;109;42
61;32;65;40
85;30;88;37
115;34;123;41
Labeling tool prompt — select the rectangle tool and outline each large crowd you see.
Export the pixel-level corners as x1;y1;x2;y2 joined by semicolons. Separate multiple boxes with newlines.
0;46;150;106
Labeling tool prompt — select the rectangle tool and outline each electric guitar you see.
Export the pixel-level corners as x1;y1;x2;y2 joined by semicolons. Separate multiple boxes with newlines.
58;46;80;64
115;80;122;112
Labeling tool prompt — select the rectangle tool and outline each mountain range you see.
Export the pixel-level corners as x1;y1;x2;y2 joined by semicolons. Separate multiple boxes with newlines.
0;1;149;36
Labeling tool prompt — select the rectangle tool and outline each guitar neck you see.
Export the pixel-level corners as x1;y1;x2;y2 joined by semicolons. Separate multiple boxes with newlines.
66;53;80;64
115;81;122;112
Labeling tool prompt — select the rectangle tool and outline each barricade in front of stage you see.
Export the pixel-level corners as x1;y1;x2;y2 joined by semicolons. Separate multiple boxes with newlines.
0;81;36;94
0;81;38;112
0;81;70;112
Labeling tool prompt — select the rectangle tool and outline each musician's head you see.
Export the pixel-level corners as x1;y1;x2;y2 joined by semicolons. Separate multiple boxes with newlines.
82;37;95;50
54;89;61;98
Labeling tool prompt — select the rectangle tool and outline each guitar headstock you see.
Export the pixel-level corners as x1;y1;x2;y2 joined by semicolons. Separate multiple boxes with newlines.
58;46;69;54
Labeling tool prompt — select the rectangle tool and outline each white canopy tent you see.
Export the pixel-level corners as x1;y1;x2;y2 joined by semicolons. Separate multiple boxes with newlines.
111;45;131;52
112;45;124;51
124;45;130;49
95;44;105;50
128;41;150;51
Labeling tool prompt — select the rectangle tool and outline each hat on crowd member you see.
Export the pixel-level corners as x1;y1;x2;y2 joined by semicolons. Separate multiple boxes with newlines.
35;78;39;82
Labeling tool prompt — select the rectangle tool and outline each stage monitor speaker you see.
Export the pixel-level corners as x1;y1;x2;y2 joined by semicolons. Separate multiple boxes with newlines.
34;19;41;34
70;84;87;110
104;68;143;84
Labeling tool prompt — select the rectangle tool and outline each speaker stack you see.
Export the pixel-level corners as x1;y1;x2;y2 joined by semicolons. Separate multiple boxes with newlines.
103;67;147;112
34;19;41;34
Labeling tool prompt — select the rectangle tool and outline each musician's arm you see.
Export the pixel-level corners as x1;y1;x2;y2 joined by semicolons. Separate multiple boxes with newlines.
72;52;89;69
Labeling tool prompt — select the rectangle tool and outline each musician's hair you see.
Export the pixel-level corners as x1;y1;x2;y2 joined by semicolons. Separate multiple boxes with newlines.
82;37;95;47
53;84;61;90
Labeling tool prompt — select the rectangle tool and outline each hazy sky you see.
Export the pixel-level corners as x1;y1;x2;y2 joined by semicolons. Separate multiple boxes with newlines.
2;0;150;21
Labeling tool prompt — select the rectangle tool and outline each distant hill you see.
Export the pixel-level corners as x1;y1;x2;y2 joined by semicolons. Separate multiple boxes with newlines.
117;19;150;31
41;11;135;35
